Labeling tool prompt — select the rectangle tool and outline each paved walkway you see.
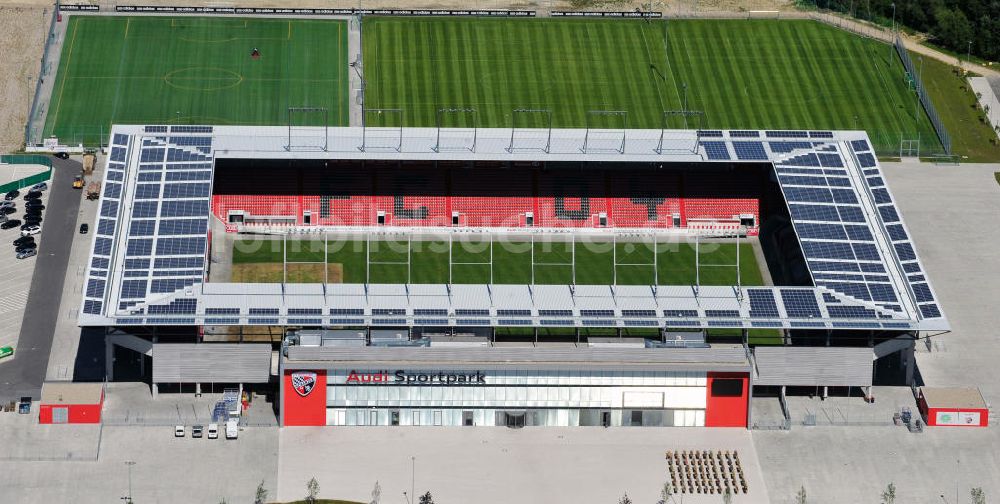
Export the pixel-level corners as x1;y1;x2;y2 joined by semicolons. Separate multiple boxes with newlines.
279;426;770;503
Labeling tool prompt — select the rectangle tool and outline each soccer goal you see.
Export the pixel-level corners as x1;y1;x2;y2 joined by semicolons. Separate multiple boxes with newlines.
747;10;781;19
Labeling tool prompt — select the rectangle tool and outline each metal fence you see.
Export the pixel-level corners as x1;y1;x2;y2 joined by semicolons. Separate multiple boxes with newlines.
895;35;952;154
0;155;54;194
24;1;63;148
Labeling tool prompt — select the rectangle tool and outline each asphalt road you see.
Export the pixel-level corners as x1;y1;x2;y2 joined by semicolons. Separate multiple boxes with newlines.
0;157;82;400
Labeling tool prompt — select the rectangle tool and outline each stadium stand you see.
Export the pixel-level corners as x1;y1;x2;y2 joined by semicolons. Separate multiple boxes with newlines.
211;162;760;233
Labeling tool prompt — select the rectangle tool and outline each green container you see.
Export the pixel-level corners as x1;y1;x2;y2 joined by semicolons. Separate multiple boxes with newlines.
0;346;13;359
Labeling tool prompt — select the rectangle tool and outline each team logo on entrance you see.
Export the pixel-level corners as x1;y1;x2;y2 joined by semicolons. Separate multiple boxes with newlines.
291;371;317;397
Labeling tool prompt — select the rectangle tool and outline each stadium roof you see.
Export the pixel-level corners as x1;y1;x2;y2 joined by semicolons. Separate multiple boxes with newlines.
78;125;947;332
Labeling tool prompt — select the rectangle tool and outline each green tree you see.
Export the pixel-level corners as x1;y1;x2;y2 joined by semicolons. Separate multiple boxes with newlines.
881;482;896;504
306;477;320;503
419;491;434;504
795;486;807;504
255;480;268;504
971;487;986;504
618;493;633;504
933;7;973;51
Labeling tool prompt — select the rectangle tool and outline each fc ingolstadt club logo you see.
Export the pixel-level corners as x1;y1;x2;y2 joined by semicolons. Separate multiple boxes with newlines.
291;371;317;397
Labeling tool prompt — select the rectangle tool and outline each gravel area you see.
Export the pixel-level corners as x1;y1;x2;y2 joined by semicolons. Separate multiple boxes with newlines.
0;5;49;152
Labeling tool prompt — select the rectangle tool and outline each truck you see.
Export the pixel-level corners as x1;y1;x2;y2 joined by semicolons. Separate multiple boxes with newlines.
225;418;239;440
86;182;101;200
72;175;84;189
82;153;96;175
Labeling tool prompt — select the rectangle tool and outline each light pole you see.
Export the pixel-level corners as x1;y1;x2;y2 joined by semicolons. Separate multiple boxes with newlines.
123;460;136;504
410;456;415;504
966;41;972;70
682;83;688;113
890;3;896;34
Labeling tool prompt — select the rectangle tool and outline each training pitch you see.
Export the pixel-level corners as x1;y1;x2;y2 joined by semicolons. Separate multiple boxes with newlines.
43;16;349;144
363;17;940;153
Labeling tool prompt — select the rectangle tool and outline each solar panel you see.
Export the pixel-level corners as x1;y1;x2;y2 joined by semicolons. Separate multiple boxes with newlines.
910;283;934;303
154;257;204;269
96;219;116;236
871;188;892;204
165;171;211;181
541;319;575;326
877;205;900;222
866;177;884;187
868;283;898;302
817;153;843;167
498;319;531;326
289;308;323;315
902;262;922;273
843;225;873;241
700;141;731;160
919;304;942;318
158;219;208;236
809;131;834;138
856;153;877;167
698;130;724;137
825;177;852;187
498;309;532;316
138;172;162;182
152;269;203;277
162;183;210;199
859;262;885;273
147;299;197;315
139;148;165;163
249;308;279;315
205;307;240;315
747;289;780;318
836;206;866;223
704;309;740;318
732;141;768;160
826;306;876;318
766;130;809;138
150;278;196;293
126;239;153;256
894;243;917;261
796;223;848;240
664;309;698;317
851;243;880;261
789;204;840;222
850;139;870;152
780;175;828;187
784;187;833;203
83;300;103;315
829;189;858;204
331;308;365;315
134;184;161;200
414;309;449;316
110;147;127;162
100;200;119;218
121;280;148;299
91;257;110;269
624;320;658;327
729;130;759;137
86;279;106;298
780;289;821;318
170;125;213;133
801;241;854;260
622;309;657;318
456;318;490;325
206;318;241;325
580;309;615;317
160;200;209;217
129;220;156;236
769;141;814;153
416;318;450;326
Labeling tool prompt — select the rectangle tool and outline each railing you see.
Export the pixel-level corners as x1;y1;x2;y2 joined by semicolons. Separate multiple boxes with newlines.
0;155;54;194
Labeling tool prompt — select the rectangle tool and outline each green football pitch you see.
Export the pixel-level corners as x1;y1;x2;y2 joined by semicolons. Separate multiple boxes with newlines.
363;17;941;154
230;238;764;286
43;16;349;145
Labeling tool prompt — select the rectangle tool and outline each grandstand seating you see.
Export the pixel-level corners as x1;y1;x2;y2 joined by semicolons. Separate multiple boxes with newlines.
211;162;760;234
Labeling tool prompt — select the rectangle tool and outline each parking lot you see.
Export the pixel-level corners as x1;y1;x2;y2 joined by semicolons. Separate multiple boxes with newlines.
0;175;51;351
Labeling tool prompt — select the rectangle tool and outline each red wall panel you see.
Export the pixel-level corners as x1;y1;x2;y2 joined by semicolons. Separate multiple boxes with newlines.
283;370;327;426
704;372;749;428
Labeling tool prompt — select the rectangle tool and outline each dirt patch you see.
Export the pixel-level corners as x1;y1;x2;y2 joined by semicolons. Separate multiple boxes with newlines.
286;263;326;283
0;6;48;152
328;263;344;283
231;263;284;283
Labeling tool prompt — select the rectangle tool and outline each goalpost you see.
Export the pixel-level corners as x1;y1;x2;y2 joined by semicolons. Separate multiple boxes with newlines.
747;10;781;19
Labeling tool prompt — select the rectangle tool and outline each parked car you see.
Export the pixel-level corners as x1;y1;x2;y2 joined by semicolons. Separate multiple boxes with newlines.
23;217;42;226
174;425;185;437
15;245;36;255
15;248;36;260
0;207;14;215
207;423;219;439
24;192;42;201
24;209;41;218
20;225;40;236
13;236;34;247
0;201;13;209
79;223;89;234
192;425;204;438
225;419;238;439
30;182;47;192
3;190;18;201
25;201;43;210
1;219;21;230
53;152;69;160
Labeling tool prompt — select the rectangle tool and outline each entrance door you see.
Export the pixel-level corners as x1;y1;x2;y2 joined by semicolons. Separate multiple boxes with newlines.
391;410;400;426
505;412;525;429
462;410;474;426
601;411;611;427
52;407;69;424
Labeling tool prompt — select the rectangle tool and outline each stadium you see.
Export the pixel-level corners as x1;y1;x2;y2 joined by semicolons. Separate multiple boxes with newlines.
78;121;946;428
0;6;937;431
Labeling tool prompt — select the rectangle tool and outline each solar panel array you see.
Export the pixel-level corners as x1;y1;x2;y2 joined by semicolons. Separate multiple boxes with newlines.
82;132;214;316
115;284;909;329
80;126;944;330
847;141;942;320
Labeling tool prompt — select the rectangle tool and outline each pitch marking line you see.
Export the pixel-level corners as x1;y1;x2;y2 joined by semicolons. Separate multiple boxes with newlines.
49;19;81;134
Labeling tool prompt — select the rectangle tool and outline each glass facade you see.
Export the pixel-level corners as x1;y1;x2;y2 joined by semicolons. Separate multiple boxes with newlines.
324;369;708;427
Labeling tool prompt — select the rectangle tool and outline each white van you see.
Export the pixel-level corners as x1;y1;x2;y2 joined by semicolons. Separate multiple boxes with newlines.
225;418;238;439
